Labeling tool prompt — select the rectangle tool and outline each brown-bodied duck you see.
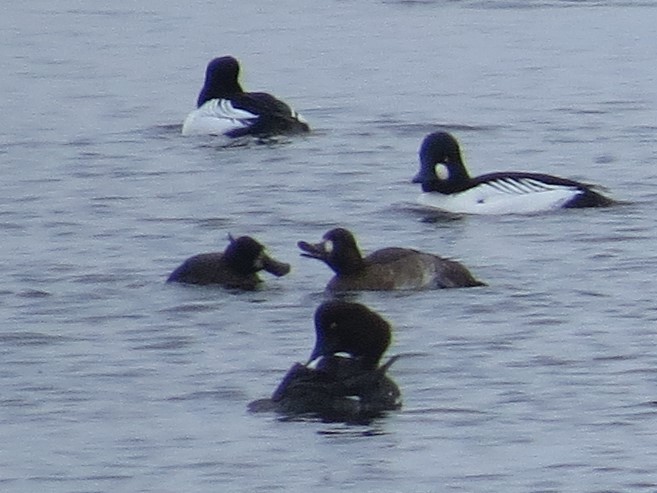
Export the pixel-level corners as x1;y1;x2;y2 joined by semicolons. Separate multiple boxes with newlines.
298;228;485;291
248;300;401;422
167;235;290;290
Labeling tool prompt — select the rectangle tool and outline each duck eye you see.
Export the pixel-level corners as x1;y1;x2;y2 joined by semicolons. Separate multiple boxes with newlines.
434;163;450;181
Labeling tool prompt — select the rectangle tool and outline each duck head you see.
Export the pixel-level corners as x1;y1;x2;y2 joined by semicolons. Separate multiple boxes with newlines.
224;235;290;277
197;55;244;107
412;132;470;188
298;228;365;275
308;300;392;371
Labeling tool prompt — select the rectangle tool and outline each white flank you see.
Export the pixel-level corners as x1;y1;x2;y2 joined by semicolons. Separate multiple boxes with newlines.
181;99;258;136
417;178;582;215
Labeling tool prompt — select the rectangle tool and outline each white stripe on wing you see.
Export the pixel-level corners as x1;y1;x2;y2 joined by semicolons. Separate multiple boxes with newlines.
484;177;578;196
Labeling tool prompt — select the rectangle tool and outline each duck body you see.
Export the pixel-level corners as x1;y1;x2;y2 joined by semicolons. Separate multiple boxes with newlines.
413;132;614;215
182;56;309;138
266;356;401;420
248;301;401;421
298;228;484;291
167;235;290;290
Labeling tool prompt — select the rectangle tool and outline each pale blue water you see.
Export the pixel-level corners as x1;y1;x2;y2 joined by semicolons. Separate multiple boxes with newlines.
3;1;657;492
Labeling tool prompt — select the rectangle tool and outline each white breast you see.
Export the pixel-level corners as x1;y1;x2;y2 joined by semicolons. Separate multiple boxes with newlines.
181;99;258;136
417;178;582;215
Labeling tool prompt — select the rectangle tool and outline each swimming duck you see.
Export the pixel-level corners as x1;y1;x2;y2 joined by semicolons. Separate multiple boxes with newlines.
167;235;290;289
182;56;310;138
248;300;401;421
297;227;484;291
412;132;614;214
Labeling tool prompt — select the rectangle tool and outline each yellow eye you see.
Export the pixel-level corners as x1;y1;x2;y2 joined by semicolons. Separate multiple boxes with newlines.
434;163;449;181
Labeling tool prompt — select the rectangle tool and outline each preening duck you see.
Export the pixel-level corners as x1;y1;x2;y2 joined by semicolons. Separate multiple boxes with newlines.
248;300;401;421
298;227;485;291
166;235;290;290
412;132;614;215
182;56;310;138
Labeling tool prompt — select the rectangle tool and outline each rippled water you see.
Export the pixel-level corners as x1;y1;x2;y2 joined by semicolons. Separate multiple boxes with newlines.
3;1;657;491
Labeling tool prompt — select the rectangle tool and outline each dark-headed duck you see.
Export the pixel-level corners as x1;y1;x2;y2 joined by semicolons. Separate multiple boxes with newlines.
412;132;614;214
182;56;310;138
248;300;401;421
167;235;290;290
298;228;484;291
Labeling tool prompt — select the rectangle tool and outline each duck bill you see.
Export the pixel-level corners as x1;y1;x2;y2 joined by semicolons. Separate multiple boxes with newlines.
261;254;291;277
297;240;328;261
412;170;428;183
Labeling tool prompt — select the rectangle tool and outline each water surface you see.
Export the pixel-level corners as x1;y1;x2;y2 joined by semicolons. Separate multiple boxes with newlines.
3;1;657;491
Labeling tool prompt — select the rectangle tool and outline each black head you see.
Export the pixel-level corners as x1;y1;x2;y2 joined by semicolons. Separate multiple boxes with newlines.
412;131;469;185
308;300;392;370
223;235;290;277
197;56;244;107
297;228;364;275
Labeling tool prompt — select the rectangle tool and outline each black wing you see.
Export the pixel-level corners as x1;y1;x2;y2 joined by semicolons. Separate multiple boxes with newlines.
228;92;309;137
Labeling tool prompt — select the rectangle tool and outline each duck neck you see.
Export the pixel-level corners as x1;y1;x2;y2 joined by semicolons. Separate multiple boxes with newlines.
447;155;470;182
197;80;244;107
332;250;366;276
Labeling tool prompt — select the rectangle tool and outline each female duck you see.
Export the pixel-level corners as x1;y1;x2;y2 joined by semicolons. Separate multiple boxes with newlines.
167;235;290;290
298;227;485;291
248;300;401;421
182;56;310;138
412;132;614;215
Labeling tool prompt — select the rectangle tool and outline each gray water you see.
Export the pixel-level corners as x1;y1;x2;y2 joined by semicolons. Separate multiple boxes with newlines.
3;0;657;491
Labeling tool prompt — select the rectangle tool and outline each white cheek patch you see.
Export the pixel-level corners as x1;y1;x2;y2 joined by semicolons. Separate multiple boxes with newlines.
434;163;450;181
323;240;334;254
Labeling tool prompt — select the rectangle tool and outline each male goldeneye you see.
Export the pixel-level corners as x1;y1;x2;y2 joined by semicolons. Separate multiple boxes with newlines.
298;227;485;291
412;132;614;214
181;56;310;138
167;235;290;289
248;300;401;421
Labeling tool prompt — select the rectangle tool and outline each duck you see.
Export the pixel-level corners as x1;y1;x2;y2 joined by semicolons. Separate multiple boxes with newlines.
181;56;310;138
248;300;401;421
412;132;614;215
166;235;290;289
297;227;485;291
